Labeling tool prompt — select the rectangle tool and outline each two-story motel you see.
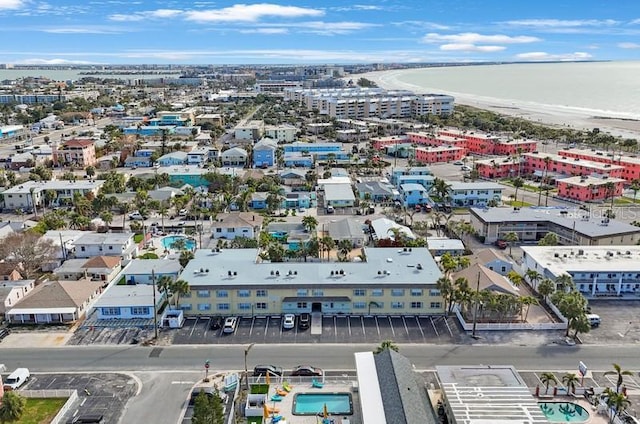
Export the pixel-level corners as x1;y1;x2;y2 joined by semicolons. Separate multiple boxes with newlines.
557;148;640;182
177;247;444;316
522;245;640;299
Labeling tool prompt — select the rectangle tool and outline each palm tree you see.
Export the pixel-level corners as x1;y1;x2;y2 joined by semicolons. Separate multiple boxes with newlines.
512;177;524;204
179;250;194;267
430;178;452;202
562;372;580;394
374;340;399;354
302;215;318;234
503;231;518;257
436;276;454;314
170;279;190;309
337;239;353;262
630;179;640;203
604;363;634;393
603;388;631;423
525;269;542;290
320;236;335;261
156;275;174;297
507;270;524;287
0;391;26;423
538;232;559;246
540;372;558;394
555;273;575;292
519;295;539;322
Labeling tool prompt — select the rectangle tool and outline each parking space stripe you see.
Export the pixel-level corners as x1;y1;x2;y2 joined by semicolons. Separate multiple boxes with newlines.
360;316;365;335
416;316;426;341
348;316;352;337
388;316;395;337
430;317;439;338
249;318;255;336
375;317;380;337
402;316;409;336
334;316;337;342
188;319;198;337
443;317;454;338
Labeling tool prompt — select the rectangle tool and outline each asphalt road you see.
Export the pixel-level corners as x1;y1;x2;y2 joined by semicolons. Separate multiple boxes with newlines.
2;344;638;373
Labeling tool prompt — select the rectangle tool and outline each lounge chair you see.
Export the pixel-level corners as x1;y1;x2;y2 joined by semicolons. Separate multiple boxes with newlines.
276;388;288;396
282;381;293;392
312;378;324;388
271;394;283;402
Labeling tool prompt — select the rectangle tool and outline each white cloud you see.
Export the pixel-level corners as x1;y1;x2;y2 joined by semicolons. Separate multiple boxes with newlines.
184;3;323;23
631;19;640;25
440;44;505;52
618;42;640;49
393;20;451;30
300;21;376;35
148;9;183;18
109;8;183;21
17;58;96;65
333;5;383;11
422;32;540;44
108;14;144;22
41;26;126;34
515;51;592;61
502;19;619;28
0;0;24;10
239;28;288;34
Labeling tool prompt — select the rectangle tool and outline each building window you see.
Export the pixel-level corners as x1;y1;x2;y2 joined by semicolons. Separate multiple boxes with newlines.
391;289;405;297
238;303;251;310
197;303;211;311
297;289;308;296
256;289;267;297
411;302;423;309
353;302;366;309
216;228;222;233
410;289;423;296
430;302;442;309
237;290;250;297
371;289;384;297
180;304;192;311
197;290;210;298
353;289;366;296
216;290;229;298
131;306;149;315
256;302;267;310
391;302;404;309
297;302;308;309
429;289;441;296
217;303;230;311
312;289;324;296
102;307;120;316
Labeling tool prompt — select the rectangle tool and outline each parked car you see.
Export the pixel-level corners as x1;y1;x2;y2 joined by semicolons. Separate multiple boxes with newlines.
291;365;323;377
128;211;146;220
422;204;432;213
178;209;188;216
67;414;104;423
210;316;223;330
253;364;284;377
298;313;310;330
3;368;30;390
453;160;464;166
586;314;601;328
461;165;472;171
283;314;295;330
222;317;238;334
415;205;422;212
326;205;335;214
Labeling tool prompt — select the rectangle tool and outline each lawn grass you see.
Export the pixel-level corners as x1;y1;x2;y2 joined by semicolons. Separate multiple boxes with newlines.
507;200;534;207
133;233;144;243
250;384;270;394
16;398;68;424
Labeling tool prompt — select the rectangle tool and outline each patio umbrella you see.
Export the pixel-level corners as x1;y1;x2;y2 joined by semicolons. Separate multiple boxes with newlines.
264;403;270;419
323;403;328;419
266;371;270;385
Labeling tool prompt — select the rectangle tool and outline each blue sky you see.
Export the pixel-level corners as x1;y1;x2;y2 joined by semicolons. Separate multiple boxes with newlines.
1;0;639;64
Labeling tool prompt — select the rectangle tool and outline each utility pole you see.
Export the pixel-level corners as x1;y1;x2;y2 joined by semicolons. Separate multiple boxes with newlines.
151;269;158;340
471;271;481;339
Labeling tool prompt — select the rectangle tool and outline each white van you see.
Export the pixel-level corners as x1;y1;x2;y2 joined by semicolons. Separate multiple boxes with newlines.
586;314;601;328
3;368;30;390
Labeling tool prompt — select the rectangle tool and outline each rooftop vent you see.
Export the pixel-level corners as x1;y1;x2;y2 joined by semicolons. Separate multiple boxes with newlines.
578;249;584;255
416;263;423;270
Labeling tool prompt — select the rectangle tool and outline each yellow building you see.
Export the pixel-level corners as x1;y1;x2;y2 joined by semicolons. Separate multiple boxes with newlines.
178;247;444;316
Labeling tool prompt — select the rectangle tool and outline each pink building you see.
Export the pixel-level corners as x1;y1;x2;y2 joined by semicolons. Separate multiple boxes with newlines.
493;139;538;156
414;146;465;164
371;135;408;150
438;129;501;155
559;149;640;182
475;158;521;179
523;152;625;179
54;138;97;167
406;132;467;149
557;176;625;202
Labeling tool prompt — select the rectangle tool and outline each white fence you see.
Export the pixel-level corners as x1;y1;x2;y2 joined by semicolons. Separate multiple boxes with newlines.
454;307;567;331
20;389;78;424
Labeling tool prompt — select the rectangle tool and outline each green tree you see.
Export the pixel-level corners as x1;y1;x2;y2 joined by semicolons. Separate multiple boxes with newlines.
553;290;588;336
192;390;224;424
525;269;542;290
99;211;113;228
503;231;518;256
179;250;194;268
570;313;591;338
603;388;631;424
0;391;26;423
337;239;353;262
520;295;539;322
540;372;558;394
604;363;634;393
170;279;190;309
85;165;96;178
512;177;524;203
430;178;452;201
562;372;580;394
538;278;555;302
374;340;399;354
538;232;559;246
506;270;524;287
301;215;318;234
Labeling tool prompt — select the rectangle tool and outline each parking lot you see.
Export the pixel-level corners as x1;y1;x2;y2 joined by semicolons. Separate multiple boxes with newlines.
172;315;463;345
24;373;137;423
579;300;640;345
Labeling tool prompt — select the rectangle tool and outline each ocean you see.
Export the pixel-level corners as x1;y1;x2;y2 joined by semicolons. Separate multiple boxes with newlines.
370;61;640;120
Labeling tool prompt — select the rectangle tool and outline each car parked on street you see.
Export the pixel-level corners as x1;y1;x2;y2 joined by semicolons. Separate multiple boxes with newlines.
253;364;284;377
128;211;146;220
291;365;323;377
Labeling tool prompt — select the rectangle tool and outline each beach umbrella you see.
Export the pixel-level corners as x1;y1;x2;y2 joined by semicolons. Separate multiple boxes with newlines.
264;403;270;419
266;371;270;385
323;403;328;418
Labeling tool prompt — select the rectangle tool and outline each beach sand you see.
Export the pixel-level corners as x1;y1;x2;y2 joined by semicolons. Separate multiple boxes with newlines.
362;69;640;140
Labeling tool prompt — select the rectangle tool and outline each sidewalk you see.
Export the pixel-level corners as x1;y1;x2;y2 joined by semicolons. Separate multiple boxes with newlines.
0;332;73;348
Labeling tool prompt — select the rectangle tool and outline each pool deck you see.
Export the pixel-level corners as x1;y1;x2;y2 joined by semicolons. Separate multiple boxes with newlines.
262;379;361;424
536;396;608;424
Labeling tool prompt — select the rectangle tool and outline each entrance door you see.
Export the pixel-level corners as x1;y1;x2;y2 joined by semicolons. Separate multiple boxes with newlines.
311;302;322;313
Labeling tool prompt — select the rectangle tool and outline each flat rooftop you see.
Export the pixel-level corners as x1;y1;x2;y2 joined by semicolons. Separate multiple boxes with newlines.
436;365;548;424
557;175;625;187
522;245;640;275
559;148;640;166
471;206;640;238
524;152;624;171
449;182;506;191
179;247;441;287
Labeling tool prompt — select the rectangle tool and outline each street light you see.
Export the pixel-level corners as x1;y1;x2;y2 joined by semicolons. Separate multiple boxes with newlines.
244;343;255;391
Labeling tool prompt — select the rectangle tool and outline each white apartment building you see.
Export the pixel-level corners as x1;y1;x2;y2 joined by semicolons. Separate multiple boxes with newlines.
264;124;297;143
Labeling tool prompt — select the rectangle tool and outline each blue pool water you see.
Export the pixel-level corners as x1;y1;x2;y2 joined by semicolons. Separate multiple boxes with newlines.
539;402;589;423
161;235;196;250
292;393;353;415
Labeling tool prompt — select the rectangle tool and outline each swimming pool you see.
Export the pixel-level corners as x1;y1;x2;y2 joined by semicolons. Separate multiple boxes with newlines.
161;235;196;251
292;393;353;416
539;402;589;423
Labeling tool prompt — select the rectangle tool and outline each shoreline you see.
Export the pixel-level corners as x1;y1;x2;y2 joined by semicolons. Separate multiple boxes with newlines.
361;69;640;140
